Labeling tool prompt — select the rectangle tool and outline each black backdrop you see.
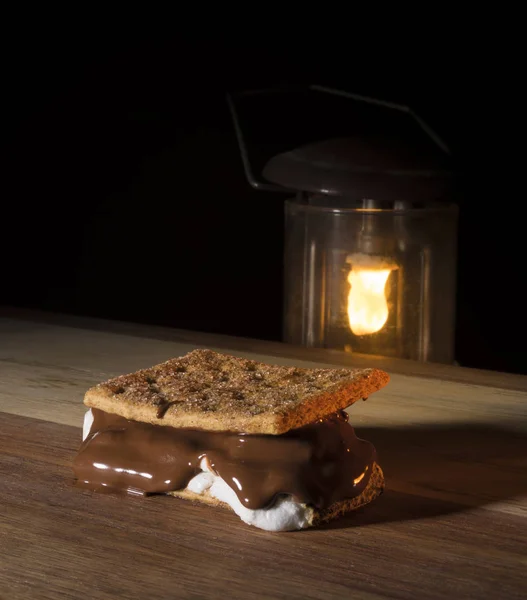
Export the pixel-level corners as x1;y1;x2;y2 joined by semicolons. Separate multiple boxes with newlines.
2;26;525;374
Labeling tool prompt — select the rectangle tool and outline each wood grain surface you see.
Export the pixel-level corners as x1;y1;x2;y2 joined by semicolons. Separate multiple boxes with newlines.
1;412;526;600
1;312;527;599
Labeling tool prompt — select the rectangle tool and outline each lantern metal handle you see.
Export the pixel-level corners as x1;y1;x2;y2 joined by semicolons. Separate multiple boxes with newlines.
225;88;295;193
226;85;450;193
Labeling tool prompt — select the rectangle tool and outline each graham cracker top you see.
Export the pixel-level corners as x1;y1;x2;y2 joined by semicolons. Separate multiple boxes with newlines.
84;349;390;434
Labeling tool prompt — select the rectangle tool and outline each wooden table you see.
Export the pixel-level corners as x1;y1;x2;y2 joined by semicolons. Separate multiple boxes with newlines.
1;309;526;600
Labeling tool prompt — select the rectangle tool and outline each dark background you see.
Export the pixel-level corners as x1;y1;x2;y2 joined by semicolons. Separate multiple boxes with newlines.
2;24;525;375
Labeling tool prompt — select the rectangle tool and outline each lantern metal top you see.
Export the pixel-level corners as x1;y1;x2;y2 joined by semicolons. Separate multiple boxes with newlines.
227;85;454;203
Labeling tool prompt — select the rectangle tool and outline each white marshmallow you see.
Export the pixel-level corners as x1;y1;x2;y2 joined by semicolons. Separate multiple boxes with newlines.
83;408;94;441
187;458;310;532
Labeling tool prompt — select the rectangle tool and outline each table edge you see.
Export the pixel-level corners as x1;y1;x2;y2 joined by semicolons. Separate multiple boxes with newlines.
1;306;526;392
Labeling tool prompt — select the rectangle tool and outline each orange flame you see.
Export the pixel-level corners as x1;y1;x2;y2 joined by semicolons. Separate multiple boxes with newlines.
347;268;392;336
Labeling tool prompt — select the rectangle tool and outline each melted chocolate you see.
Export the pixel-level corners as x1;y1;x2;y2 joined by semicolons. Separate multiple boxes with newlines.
73;409;376;510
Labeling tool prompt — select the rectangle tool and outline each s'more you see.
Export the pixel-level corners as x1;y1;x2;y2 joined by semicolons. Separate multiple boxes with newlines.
73;349;389;531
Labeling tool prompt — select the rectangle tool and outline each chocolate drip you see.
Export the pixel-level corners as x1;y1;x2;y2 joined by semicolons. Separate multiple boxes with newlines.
156;401;181;419
73;408;376;510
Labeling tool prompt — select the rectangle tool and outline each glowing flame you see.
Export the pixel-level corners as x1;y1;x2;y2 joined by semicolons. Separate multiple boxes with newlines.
347;268;392;336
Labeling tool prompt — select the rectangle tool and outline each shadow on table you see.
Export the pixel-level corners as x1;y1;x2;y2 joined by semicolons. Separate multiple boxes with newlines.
319;423;527;530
